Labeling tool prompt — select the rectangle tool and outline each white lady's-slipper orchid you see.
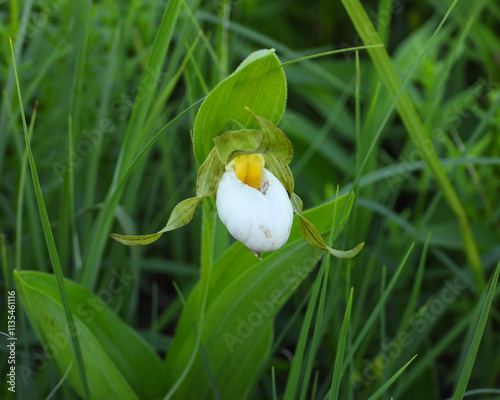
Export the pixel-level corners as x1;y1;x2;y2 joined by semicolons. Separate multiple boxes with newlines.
110;108;362;261
216;154;293;253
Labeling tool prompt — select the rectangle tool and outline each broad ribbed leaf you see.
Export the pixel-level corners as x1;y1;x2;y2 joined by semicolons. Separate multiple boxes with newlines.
193;49;287;164
14;271;165;400
164;193;356;400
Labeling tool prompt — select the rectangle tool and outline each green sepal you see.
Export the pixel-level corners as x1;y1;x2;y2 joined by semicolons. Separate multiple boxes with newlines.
297;214;364;258
111;148;223;246
196;147;225;197
213;129;262;165
212;110;295;197
264;154;294;195
291;192;304;214
292;192;364;259
213;109;293;167
110;197;204;246
248;108;293;165
110;231;163;246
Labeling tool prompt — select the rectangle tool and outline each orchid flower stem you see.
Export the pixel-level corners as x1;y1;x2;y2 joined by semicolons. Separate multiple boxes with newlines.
201;198;217;309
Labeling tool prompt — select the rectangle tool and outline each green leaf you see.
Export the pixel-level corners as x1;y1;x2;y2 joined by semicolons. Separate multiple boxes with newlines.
341;0;485;291
165;241;323;400
164;193;356;399
329;288;354;400
283;256;328;400
14;271;165;400
9;38;89;397
365;355;417;400
81;0;184;290
453;261;500;400
193;49;287;164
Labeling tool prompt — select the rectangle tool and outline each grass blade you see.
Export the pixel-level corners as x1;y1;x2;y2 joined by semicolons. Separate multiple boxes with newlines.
272;366;278;400
329;288;354;400
453;262;500;400
283;261;326;400
342;245;414;375
366;355;417;400
81;0;183;290
396;312;472;395
9;38;89;400
0;0;34;177
340;0;486;291
399;232;431;331
15;101;37;271
299;257;331;400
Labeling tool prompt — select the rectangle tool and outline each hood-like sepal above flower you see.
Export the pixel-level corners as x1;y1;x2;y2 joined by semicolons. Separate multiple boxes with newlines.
213;108;293;167
213;108;295;196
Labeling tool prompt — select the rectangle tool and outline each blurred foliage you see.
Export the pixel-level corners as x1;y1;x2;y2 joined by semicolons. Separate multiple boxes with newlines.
1;0;500;399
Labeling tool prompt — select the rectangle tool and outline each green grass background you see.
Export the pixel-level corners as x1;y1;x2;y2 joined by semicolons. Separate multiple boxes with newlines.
1;0;500;398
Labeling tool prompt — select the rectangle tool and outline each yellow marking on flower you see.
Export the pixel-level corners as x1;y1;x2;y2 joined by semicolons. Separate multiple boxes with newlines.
234;154;263;189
